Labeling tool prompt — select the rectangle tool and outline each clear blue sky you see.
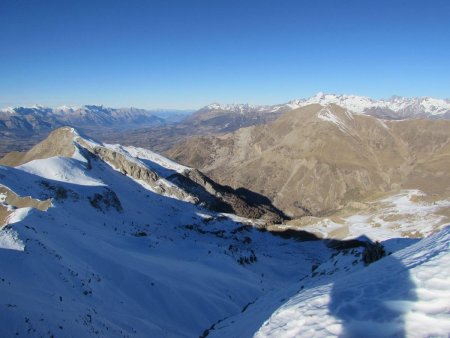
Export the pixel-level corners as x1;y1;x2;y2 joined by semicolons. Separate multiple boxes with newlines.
1;0;449;109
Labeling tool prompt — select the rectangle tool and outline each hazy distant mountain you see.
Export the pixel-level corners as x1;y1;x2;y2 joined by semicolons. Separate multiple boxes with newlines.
183;103;290;132
0;105;192;157
96;104;290;154
0;105;193;132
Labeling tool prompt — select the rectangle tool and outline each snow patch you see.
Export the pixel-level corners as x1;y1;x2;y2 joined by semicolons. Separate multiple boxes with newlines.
6;207;32;225
0;226;24;251
292;190;450;242
317;107;351;134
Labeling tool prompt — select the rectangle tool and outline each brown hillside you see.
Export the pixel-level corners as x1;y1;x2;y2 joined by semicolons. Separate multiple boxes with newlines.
0;127;77;167
167;104;450;217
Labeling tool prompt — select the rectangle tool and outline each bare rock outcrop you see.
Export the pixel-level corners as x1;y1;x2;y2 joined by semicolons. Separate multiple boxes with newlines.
169;169;286;223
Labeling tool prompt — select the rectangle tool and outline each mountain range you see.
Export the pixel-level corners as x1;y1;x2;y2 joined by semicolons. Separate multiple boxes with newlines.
0;104;191;130
3;93;449;132
70;93;450;155
196;92;450;120
0;105;191;157
2;93;450;157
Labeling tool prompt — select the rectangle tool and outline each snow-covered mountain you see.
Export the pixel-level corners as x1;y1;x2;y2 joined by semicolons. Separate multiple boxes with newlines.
0;127;449;337
183;103;289;133
288;92;450;119
203;103;287;114
201;93;450;120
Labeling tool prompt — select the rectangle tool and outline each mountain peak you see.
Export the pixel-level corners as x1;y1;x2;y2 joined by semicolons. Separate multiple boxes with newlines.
313;91;326;98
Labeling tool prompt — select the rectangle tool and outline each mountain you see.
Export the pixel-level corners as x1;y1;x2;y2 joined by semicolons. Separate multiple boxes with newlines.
193;93;450;121
1;126;449;337
287;92;450;119
190;93;450;123
167;104;450;220
0;127;285;223
98;103;292;154
0;106;57;133
0;105;172;131
0;105;192;157
183;102;292;132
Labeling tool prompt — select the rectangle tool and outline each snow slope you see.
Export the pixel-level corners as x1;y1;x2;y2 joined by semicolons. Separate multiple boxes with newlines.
253;226;450;338
0;133;329;337
0;130;449;338
17;157;105;186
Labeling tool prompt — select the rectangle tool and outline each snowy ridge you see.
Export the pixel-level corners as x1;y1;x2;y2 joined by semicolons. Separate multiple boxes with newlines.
0;105;133;115
204;103;285;114
0;107;15;114
98;143;196;202
202;93;450;118
54;105;80;113
289;92;450;116
289;92;375;113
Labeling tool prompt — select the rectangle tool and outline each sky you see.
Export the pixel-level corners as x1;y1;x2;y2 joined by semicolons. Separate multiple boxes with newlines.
0;0;449;109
